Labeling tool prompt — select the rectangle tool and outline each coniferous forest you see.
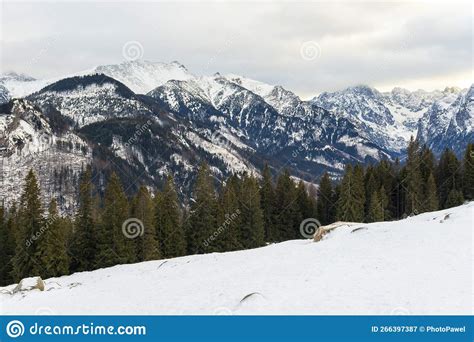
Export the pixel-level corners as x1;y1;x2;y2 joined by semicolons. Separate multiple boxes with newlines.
0;140;473;286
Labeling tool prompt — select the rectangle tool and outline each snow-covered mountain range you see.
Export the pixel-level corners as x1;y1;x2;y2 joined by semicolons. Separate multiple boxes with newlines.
0;60;472;209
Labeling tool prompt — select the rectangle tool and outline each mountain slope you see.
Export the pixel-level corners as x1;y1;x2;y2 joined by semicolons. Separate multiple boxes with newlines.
91;60;195;94
0;99;91;211
2;202;472;315
149;75;393;177
417;85;474;155
27;74;157;127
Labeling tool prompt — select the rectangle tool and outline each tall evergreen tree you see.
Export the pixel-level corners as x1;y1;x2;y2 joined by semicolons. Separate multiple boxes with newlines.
70;167;97;272
238;174;265;248
380;185;390;220
156;176;187;258
423;173;439;212
260;164;277;242
296;181;317;222
437;148;462;208
317;172;335;225
215;175;241;251
95;173;134;268
274;169;299;240
0;205;16;285
405;137;423;215
13;170;44;281
336;165;365;222
133;186;160;261
37;199;69;278
367;190;384;222
462;143;474;200
444;189;464;208
364;168;379;220
187;163;218;254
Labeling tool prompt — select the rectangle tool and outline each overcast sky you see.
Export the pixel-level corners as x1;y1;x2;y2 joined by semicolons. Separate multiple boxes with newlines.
0;1;472;98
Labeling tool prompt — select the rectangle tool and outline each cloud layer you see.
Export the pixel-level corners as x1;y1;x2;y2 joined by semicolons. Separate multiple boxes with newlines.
1;1;472;98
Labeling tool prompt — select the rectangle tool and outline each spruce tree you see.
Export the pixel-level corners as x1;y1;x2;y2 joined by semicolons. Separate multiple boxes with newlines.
353;164;366;220
364;169;379;220
70;167;97;272
133;186;160;261
0;205;16;285
274;169;299;240
187;163;218;254
13;170;44;281
405;137;423;215
336;165;364;222
296;181;317;222
215;175;241;251
317;172;335;225
462;143;474;200
367;190;384;222
444;189;464;208
238;174;265;249
260;164;277;242
378;185;389;221
423;173;439;212
155;175;187;258
437;148;462;208
38;199;69;278
95;173;134;268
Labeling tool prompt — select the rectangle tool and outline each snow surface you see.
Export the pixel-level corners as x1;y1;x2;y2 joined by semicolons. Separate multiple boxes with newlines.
1;203;472;315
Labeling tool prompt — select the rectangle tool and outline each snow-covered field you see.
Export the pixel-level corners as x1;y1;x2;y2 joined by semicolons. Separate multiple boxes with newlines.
1;203;473;315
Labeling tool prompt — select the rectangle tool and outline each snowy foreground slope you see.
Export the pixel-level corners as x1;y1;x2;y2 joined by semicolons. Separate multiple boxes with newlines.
1;203;473;315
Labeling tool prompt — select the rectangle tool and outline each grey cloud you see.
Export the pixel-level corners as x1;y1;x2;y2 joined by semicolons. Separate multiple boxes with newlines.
0;1;471;97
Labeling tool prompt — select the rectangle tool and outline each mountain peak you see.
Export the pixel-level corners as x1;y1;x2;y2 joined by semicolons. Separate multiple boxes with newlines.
346;84;380;97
